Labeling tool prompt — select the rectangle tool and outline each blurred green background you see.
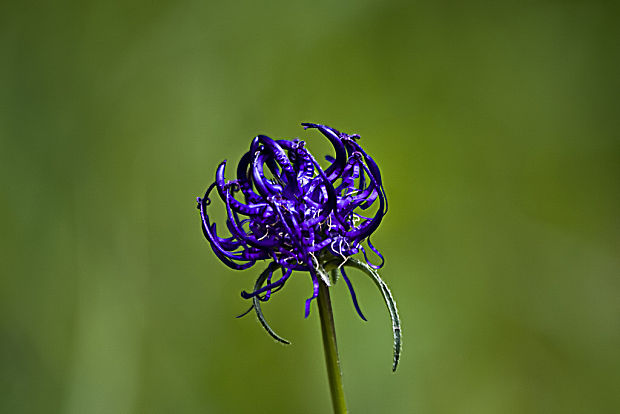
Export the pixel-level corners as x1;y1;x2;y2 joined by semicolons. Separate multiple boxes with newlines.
1;0;619;413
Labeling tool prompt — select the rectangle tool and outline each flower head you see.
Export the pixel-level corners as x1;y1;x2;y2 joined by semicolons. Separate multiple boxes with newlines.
197;123;400;370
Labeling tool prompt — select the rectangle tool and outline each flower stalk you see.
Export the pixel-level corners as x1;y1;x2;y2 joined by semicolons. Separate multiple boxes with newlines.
317;278;348;414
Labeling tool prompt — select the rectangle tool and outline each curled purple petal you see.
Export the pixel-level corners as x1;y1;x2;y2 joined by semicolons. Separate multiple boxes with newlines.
241;267;292;299
305;269;320;318
340;267;367;321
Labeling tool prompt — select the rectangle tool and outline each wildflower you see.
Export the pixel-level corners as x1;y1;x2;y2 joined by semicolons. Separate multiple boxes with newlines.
197;123;401;370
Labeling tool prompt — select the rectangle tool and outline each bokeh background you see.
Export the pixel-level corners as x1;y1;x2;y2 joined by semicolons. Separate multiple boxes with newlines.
1;0;619;413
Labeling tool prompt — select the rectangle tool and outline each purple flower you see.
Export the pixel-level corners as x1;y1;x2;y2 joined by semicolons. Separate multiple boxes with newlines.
197;123;401;370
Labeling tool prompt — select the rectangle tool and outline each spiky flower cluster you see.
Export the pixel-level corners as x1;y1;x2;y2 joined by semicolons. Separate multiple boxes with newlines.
197;123;401;370
197;123;387;315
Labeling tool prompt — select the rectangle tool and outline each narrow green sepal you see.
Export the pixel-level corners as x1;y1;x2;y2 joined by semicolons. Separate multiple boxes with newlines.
329;268;339;285
252;263;290;344
315;264;332;287
346;258;402;372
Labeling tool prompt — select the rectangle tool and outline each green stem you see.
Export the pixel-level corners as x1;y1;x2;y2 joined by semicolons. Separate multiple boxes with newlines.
317;279;348;414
